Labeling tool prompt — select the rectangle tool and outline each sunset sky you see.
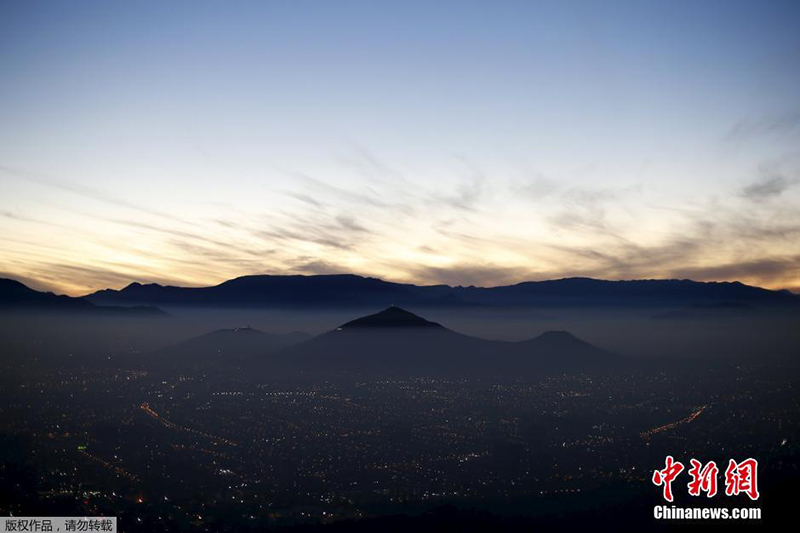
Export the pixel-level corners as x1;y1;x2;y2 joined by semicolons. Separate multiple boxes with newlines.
1;0;800;295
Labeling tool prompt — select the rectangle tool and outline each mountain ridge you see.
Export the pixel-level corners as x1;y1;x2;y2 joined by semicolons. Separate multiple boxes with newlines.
340;306;445;329
0;277;166;316
259;306;621;377
81;274;799;310
148;326;311;371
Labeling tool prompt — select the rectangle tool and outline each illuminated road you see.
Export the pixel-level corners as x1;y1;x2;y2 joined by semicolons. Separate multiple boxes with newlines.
79;449;139;482
140;402;237;446
640;405;708;439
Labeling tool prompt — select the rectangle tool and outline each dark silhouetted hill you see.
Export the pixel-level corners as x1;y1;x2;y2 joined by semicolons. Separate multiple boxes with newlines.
87;275;455;308
268;307;618;377
340;305;444;328
0;278;165;316
83;274;799;310
153;326;310;369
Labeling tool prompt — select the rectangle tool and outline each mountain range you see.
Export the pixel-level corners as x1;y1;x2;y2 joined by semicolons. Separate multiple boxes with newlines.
274;306;620;376
3;274;798;317
84;274;798;310
0;277;164;316
152;306;622;378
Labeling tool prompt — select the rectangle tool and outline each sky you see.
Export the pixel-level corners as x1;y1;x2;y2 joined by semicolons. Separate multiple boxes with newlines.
1;0;800;295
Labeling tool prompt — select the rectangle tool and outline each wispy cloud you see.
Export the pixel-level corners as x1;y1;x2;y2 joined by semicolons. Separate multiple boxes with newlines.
3;151;800;294
0;164;179;221
727;110;800;140
741;174;798;201
403;263;537;288
671;255;800;285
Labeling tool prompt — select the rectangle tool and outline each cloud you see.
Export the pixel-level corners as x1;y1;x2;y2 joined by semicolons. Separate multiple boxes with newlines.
727;110;800;140
670;255;800;285
741;175;798;201
285;258;353;276
336;214;371;233
3;147;800;294
250;208;380;252
426;158;488;212
545;185;639;240
541;236;705;282
23;262;185;294
109;218;269;257
339;146;405;184
515;176;560;200
403;263;537;287
0;271;60;293
282;171;396;210
0;164;179;221
532;196;800;290
285;192;325;208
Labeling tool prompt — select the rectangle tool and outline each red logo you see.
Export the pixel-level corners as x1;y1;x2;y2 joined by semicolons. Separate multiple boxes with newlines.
687;459;719;497
724;458;760;501
652;456;759;501
652;455;684;502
